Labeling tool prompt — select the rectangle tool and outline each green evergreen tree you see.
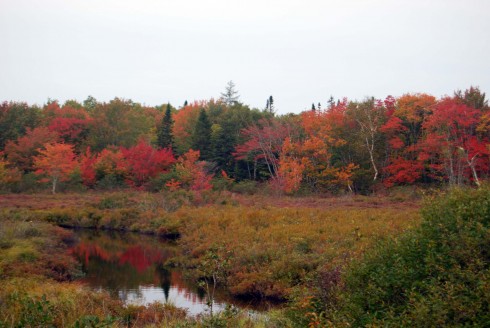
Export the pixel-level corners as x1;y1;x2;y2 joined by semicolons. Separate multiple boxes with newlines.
157;104;174;151
210;122;236;172
266;95;274;114
211;124;225;165
192;109;212;160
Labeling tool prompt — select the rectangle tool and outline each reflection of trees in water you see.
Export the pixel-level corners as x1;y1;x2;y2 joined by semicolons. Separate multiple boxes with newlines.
118;245;167;272
118;286;143;303
157;266;207;304
73;229;178;259
171;271;206;304
69;231;177;298
157;266;171;301
84;256;156;295
69;230;277;312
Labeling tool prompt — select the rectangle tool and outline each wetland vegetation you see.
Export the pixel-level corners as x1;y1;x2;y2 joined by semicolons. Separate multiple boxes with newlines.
0;186;487;327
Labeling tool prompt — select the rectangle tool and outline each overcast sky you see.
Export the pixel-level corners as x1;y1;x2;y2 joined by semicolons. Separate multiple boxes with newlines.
1;0;489;114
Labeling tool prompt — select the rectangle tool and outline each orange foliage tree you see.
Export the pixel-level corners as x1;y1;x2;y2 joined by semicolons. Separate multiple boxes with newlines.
291;100;357;192
172;102;204;154
33;143;77;193
4;127;58;172
0;156;21;187
174;149;213;191
277;138;306;194
93;147;128;185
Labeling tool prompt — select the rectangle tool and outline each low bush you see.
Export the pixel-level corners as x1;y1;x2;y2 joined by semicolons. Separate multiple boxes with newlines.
300;186;490;327
97;193;133;209
231;181;259;195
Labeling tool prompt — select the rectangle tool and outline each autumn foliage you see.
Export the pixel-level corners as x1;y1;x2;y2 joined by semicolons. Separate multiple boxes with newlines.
120;140;175;188
174;149;213;191
0;86;489;193
33;143;77;193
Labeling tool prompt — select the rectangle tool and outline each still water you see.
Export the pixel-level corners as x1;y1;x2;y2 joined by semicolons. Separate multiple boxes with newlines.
68;229;273;315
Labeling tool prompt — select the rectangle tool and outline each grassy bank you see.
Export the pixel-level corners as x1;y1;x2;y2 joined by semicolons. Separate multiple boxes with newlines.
0;216;281;327
0;191;424;327
1;192;420;300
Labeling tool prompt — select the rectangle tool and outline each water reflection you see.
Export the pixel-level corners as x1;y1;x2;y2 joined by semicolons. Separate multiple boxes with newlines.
68;230;267;315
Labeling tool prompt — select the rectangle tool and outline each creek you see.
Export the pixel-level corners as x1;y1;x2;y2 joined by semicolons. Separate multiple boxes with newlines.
68;229;277;316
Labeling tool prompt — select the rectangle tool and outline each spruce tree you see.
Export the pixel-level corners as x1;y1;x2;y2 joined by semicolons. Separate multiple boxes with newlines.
220;81;240;106
191;109;212;160
267;95;274;114
157;104;174;151
210;122;235;171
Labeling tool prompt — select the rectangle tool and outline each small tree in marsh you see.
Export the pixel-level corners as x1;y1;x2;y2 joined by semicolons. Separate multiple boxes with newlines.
197;246;231;317
33;143;77;194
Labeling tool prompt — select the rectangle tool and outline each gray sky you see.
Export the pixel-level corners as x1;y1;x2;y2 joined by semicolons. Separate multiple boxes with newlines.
1;0;489;114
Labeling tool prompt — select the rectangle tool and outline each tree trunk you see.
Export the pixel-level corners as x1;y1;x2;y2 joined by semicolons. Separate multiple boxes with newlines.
52;177;58;194
365;137;378;181
466;153;481;187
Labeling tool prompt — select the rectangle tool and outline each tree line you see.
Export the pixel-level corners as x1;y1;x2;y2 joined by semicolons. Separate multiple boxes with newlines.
0;85;488;194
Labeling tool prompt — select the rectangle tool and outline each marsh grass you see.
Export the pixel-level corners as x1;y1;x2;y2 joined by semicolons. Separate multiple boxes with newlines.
0;191;423;327
176;205;420;299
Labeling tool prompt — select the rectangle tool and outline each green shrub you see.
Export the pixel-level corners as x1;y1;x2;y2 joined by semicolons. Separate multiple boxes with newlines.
326;186;490;326
57;169;86;193
95;174;126;190
72;315;116;328
231;181;259;195
7;293;55;327
147;171;180;192
9;173;44;193
157;190;194;212
97;194;132;209
211;177;234;192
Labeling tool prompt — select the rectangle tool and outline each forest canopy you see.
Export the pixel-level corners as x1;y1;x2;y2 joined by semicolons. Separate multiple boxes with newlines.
1;86;489;194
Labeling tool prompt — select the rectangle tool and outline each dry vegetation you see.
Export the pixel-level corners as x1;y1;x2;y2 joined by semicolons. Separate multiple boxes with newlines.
177;205;419;299
0;191;422;327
